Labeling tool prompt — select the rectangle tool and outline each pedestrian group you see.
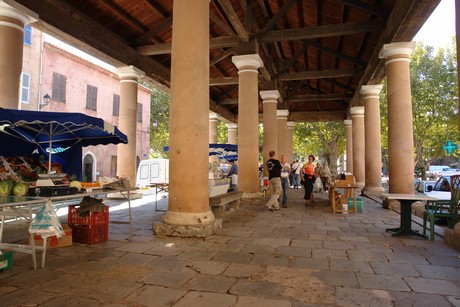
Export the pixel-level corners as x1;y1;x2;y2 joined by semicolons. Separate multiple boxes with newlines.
264;150;331;211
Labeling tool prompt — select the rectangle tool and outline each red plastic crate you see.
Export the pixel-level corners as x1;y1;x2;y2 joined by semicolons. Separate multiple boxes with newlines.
71;224;108;244
68;205;109;244
67;205;109;227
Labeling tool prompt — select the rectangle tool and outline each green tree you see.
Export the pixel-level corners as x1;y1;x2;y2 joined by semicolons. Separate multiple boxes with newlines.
149;88;170;158
410;42;458;178
294;122;345;176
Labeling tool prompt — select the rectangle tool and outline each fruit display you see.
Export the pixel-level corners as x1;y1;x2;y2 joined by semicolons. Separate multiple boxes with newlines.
0;156;64;183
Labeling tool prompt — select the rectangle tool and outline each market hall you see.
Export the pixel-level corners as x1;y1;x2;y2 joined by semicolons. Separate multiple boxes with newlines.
2;0;456;236
0;0;460;305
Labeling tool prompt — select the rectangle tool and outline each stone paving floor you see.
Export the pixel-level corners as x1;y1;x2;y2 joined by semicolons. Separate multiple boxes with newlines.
0;188;459;306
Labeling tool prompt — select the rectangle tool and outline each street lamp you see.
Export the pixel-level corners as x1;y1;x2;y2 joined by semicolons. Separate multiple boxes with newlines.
40;94;51;109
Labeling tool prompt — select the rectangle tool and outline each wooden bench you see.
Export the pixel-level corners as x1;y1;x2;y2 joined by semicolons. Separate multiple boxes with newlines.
209;191;242;218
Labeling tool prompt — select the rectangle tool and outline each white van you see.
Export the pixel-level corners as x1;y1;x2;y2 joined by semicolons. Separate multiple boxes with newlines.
136;159;169;188
428;165;457;178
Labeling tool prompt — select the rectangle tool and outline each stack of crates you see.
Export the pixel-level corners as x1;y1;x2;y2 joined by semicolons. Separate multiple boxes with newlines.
68;205;109;244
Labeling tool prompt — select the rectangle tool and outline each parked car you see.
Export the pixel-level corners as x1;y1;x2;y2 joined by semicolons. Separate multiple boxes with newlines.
425;174;460;200
414;180;436;194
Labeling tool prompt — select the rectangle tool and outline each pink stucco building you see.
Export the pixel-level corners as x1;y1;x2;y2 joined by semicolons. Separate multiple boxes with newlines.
20;27;151;181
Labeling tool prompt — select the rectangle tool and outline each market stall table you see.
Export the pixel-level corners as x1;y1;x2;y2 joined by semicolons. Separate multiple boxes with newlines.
329;184;358;214
381;193;437;238
0;187;134;269
0;195;48;269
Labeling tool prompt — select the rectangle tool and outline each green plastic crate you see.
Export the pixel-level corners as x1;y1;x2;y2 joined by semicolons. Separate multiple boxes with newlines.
348;197;363;213
0;252;13;271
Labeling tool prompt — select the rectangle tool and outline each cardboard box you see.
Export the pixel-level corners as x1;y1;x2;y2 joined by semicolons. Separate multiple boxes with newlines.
0;251;13;271
30;224;72;249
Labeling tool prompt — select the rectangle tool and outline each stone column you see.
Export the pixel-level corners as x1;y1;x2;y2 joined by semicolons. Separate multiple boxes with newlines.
350;107;365;189
344;119;353;174
115;66;145;186
232;54;263;202
0;1;37;109
209;112;218;163
227;123;237;144
379;42;416;194
361;85;384;195
261;90;279;177
286;121;294;164
277;110;289;158
154;0;215;237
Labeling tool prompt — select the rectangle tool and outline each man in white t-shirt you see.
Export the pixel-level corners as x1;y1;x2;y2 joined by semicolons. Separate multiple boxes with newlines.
280;155;291;208
291;160;301;189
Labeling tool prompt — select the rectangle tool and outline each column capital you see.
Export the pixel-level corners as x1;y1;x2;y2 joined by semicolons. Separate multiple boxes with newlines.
226;123;238;129
0;1;37;26
360;85;383;97
115;65;145;80
277;109;289;119
260;90;280;103
379;41;416;62
232;54;263;72
350;106;365;118
287;121;295;128
209;112;218;121
344;119;352;127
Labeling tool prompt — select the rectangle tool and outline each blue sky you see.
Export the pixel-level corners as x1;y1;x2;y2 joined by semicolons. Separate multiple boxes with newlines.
414;0;455;49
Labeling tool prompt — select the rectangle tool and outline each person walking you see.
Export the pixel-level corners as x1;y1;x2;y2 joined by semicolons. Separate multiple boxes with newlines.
280;155;291;208
300;155;318;207
265;150;282;211
319;162;331;192
226;159;238;192
291;160;301;189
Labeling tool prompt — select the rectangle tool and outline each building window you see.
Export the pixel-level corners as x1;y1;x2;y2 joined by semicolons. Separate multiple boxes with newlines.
20;72;31;103
137;103;143;122
86;85;98;111
52;72;67;102
24;25;32;46
113;94;120;116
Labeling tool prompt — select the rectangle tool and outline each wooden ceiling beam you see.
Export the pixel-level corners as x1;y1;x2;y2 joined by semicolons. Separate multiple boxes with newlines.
253;0;296;39
210;11;236;37
143;0;168;18
210;48;236;65
259;20;387;43
287;93;353;102
305;40;366;67
137;36;240;55
278;69;362;81
133;17;172;45
136;20;386;56
334;0;390;18
289;110;347;122
217;0;249;42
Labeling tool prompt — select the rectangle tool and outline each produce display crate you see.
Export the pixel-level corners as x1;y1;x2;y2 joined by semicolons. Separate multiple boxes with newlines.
68;205;109;244
71;224;108;245
0;251;13;271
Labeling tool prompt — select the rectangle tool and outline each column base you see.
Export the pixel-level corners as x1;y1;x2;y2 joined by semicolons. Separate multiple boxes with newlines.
362;186;384;196
153;209;219;238
241;192;263;204
153;218;222;238
355;181;365;190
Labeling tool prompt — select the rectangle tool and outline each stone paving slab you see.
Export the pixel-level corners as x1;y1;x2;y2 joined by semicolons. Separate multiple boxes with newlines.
0;189;459;306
